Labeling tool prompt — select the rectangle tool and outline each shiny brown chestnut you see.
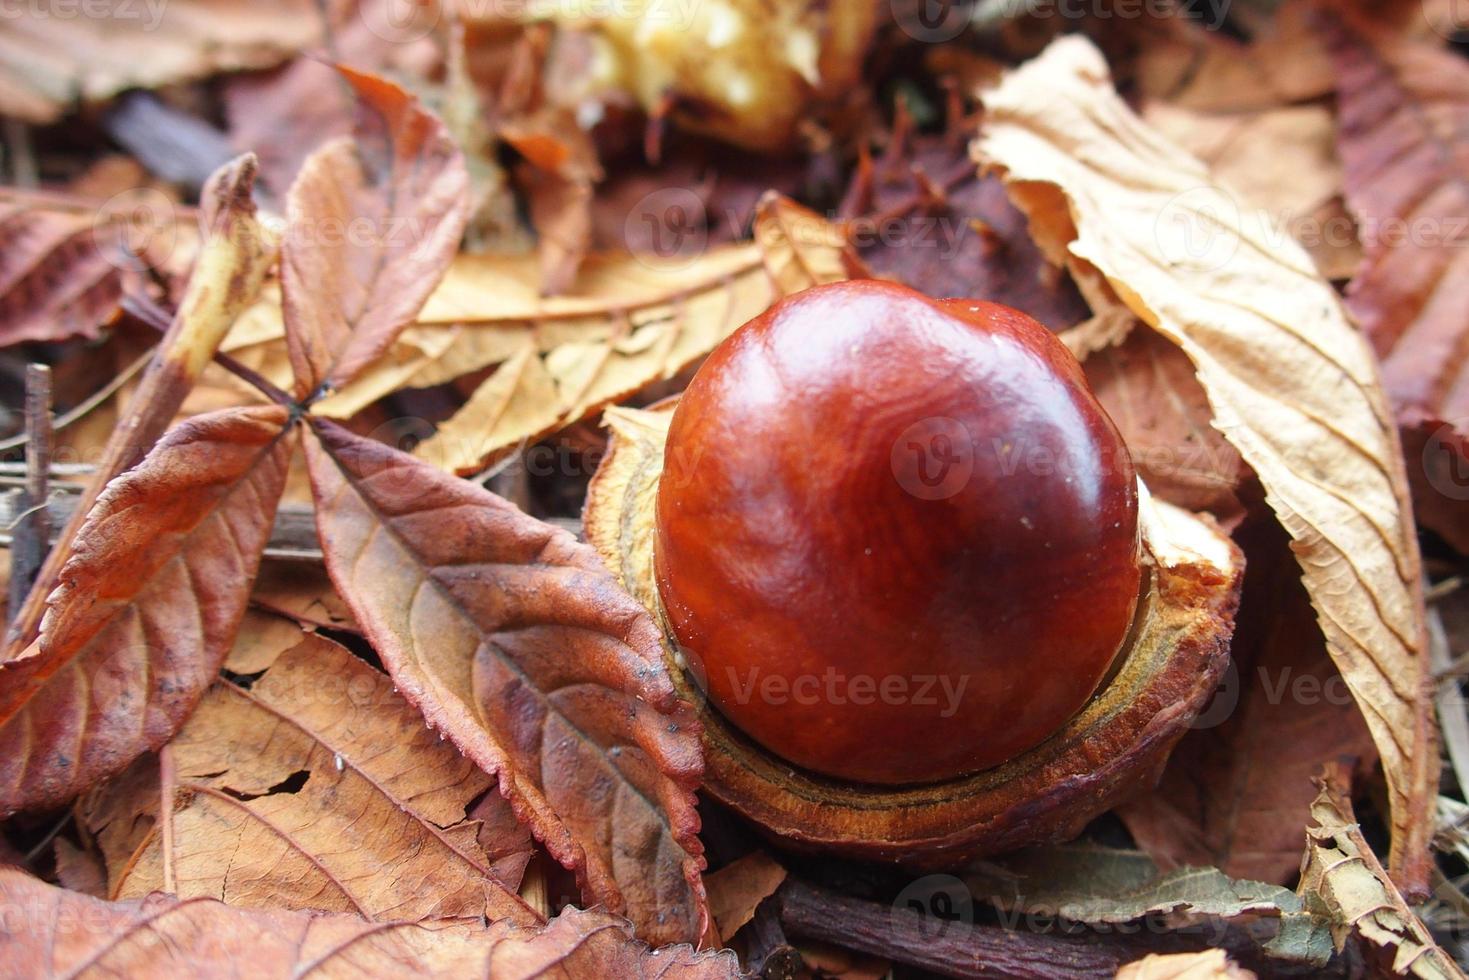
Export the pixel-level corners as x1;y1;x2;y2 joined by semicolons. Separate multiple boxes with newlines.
652;280;1142;786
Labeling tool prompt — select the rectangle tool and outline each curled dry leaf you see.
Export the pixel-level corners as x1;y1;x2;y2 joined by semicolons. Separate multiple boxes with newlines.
302;419;710;947
1326;15;1469;553
1299;764;1464;979
0;868;741;979
0;0;319;123
975;35;1435;894
83;630;538;926
0;185;196;348
705;851;787;941
281;66;470;397
965;844;1331;965
0;406;293;815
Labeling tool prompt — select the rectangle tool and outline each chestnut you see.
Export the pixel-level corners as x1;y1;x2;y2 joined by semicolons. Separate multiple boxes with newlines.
652;281;1142;785
586;281;1242;863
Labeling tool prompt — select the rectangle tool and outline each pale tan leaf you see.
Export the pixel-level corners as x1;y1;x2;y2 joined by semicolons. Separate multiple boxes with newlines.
705;851;786;941
1299;765;1464;979
87;631;538;927
975;35;1435;893
0;868;742;978
416;195;861;473
1118;950;1256;980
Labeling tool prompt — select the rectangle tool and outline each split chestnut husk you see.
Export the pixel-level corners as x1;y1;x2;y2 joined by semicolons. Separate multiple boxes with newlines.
585;404;1242;865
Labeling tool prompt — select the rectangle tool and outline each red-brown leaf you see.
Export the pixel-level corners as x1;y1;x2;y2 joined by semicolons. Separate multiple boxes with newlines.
0;406;293;814
0;868;741;978
302;418;710;947
281;66;470;397
1327;14;1469;549
0;186;194;347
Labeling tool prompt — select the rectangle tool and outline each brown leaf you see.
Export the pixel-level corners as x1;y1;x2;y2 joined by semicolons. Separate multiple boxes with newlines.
706;851;787;941
1084;325;1245;518
976;35;1436;894
0;185;195;347
302;418;710;946
251;561;359;634
1118;521;1378;886
0;867;742;978
0;0;319;123
838;120;1090;330
83;631;539;926
1326;15;1469;552
281;66;470;397
7;155;279;651
1299;764;1464;978
0;406;293;815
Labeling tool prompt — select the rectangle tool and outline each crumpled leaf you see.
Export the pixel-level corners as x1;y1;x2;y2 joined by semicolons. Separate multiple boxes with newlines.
837;107;1089;329
0;868;741;978
967;844;1332;965
81;630;538;926
302;418;710;947
1326;14;1469;554
0;0;319;123
975;34;1436;894
0;406;293;815
281;66;470;397
1299;764;1462;978
0;184;196;347
414;193;861;474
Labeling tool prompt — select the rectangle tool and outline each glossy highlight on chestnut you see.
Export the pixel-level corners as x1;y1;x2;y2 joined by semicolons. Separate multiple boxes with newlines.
653;280;1142;785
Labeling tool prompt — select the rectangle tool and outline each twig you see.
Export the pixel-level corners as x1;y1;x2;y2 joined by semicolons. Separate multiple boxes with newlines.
0;349;153;454
7;366;52;625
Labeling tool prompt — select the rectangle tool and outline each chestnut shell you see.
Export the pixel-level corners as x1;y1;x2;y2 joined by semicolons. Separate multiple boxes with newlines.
586;405;1241;865
652;281;1141;785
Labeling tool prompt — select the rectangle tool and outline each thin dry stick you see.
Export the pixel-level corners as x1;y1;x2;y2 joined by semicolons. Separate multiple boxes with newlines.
7;365;52;624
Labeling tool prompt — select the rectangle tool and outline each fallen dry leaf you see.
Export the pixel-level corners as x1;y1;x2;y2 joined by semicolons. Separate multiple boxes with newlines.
1083;325;1245;518
85;631;539;926
0;0;319;123
0;184;196;348
0;867;741;978
1299;763;1464;979
1119;522;1378;886
7;155;279;651
976;34;1436;894
281;66;470;397
0;405;293;815
1326;14;1469;553
303;418;710;947
414;194;860;474
705;851;787;942
1118;949;1257;980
